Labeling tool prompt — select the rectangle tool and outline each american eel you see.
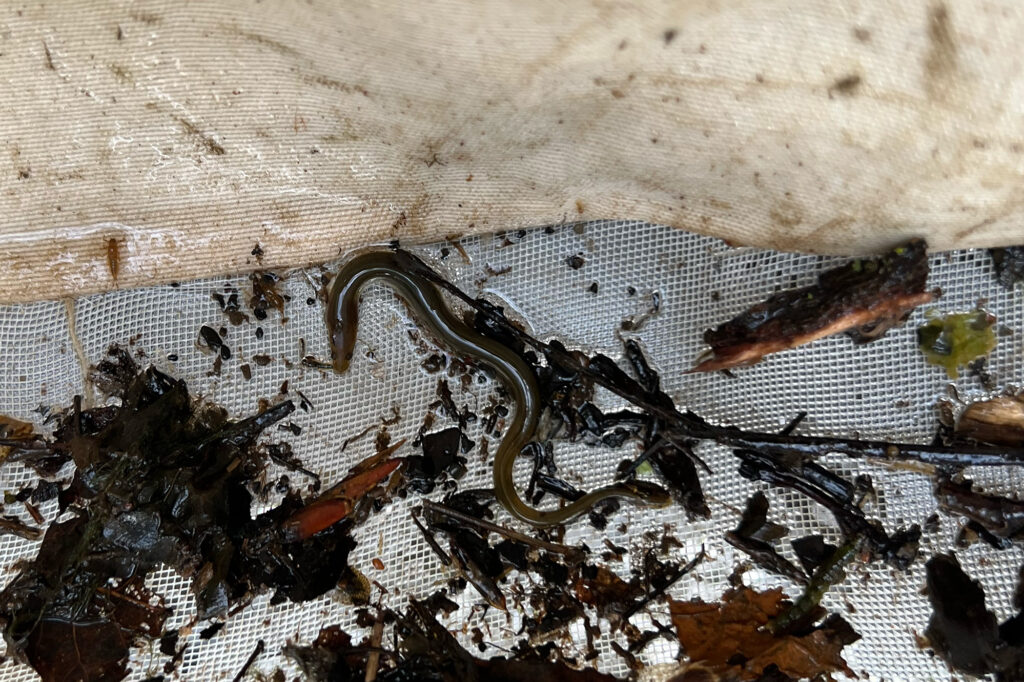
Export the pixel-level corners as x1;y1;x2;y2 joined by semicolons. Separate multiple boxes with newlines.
326;249;669;526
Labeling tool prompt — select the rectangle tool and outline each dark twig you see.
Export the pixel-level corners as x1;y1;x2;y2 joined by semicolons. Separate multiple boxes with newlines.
0;518;42;541
411;510;452;567
627;616;676;654
780;411;808;436
231;639;265;682
267;448;321;483
420;500;585;562
365;609;385;682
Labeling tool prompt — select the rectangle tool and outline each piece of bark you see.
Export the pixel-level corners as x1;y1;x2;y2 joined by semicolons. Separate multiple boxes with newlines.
957;396;1024;446
693;240;933;372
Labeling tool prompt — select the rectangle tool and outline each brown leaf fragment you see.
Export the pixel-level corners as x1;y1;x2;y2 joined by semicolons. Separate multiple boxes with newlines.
19;575;170;682
573;565;643;620
0;414;39;464
669;587;856;680
743;629;853;680
250;271;286;320
0;415;35;440
97;576;171;639
26;619;129;682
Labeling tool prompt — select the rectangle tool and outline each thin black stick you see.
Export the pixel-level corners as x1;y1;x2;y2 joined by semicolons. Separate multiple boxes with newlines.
420;500;585;561
410;510;452;567
779;411;808;436
231;639;265;682
622;545;706;620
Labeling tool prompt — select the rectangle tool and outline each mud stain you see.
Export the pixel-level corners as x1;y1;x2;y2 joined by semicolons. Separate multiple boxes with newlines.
923;3;958;101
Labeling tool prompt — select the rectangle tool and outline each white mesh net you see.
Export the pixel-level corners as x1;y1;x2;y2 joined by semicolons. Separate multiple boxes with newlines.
0;220;1020;681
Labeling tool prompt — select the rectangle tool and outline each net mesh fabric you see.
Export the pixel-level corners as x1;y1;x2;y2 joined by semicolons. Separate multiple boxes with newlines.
0;220;1020;681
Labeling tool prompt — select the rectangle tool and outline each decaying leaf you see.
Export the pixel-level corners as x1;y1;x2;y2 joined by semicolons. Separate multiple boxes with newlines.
0;349;390;682
20;576;169;682
26;620;130;682
669;587;857;681
923;553;1024;680
573;565;644;620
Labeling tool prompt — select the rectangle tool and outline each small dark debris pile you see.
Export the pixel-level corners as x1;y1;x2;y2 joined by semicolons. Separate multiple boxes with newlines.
211;285;249;325
0;347;375;682
735;449;920;569
726;491;805;585
285;599;623;682
415;496;702;670
990;246;1024;290
405;379;475;495
250;271;288;321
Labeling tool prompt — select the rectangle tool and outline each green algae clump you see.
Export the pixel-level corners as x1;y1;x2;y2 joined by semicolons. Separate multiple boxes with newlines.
917;310;997;379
